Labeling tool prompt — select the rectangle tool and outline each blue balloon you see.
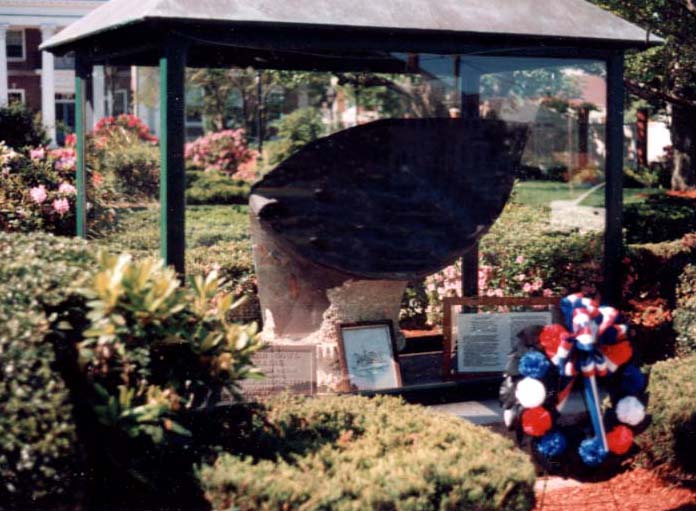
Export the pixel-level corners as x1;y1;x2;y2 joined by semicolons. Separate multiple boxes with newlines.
518;351;551;379
535;430;567;458
579;437;607;467
619;364;647;395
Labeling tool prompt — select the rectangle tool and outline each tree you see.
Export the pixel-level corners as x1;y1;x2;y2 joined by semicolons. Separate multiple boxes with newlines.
591;0;696;190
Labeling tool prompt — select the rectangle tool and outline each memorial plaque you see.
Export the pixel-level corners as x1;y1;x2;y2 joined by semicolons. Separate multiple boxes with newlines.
241;345;316;396
456;312;552;373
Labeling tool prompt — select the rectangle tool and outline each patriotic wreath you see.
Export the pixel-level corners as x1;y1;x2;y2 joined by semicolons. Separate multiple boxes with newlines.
499;293;648;468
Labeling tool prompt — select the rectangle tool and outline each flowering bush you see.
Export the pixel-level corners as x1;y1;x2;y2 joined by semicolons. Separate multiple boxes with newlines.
424;204;602;325
0;141;114;236
185;129;257;181
89;115;160;200
92;114;158;147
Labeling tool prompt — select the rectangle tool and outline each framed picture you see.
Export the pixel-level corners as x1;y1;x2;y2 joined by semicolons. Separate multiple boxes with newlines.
338;321;402;391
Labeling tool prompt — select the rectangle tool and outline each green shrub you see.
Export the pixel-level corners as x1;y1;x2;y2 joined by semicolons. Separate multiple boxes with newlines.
265;107;325;168
624;193;696;244
674;265;696;356
0;232;95;508
80;252;261;444
186;170;251;205
96;140;160;198
638;354;696;475
198;394;536;511
0;102;49;149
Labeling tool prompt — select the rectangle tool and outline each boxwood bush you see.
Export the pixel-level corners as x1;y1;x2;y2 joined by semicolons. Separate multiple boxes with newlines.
674;264;696;356
0;232;95;508
186;169;251;205
638;354;696;475
198;394;536;511
624;193;696;244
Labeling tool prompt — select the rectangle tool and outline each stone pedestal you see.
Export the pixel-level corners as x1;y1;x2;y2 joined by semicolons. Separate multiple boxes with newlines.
251;214;406;392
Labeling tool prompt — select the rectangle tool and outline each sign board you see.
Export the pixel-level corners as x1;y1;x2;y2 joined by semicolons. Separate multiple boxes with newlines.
456;312;552;373
240;345;316;396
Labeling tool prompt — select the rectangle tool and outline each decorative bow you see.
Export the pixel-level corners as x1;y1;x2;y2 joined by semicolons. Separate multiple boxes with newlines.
539;293;632;453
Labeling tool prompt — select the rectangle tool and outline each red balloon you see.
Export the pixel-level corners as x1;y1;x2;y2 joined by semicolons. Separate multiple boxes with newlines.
521;407;552;437
607;425;634;455
601;341;633;368
539;324;568;359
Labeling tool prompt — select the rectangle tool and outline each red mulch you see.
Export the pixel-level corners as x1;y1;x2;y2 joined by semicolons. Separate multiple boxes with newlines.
535;468;696;511
666;190;696;200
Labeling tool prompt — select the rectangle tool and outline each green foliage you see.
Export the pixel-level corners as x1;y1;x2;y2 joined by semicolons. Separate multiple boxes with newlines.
638;354;696;475
265;108;325;167
0;102;49;149
623;193;696;244
186;170;251;205
0;232;95;507
674;265;696;356
79;252;261;444
425;204;601;325
96;140;160;199
198;394;536;511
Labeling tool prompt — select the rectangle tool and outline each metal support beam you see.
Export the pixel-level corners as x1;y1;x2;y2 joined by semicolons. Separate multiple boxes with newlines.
460;68;482;297
159;42;187;276
604;52;625;306
74;55;90;238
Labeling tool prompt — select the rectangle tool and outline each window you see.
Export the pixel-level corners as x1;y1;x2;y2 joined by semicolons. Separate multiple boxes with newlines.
6;29;25;61
8;89;24;104
55;53;75;70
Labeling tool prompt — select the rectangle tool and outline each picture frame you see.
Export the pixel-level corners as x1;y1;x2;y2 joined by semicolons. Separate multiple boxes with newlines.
442;296;560;381
338;321;402;391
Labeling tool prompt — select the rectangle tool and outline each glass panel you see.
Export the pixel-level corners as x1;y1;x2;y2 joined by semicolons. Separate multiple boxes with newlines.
181;52;610;394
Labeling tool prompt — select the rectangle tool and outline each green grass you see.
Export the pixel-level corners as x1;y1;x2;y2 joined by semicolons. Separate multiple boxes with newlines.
100;204;255;287
512;180;660;209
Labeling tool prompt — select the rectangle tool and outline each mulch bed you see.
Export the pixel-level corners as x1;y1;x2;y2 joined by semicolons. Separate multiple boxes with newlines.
535;468;696;511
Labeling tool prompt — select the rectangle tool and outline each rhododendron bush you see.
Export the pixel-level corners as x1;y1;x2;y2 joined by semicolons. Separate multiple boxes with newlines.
0;141;113;236
424;204;603;325
185;129;257;181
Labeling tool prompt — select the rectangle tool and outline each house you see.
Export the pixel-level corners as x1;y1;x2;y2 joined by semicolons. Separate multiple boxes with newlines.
0;0;132;144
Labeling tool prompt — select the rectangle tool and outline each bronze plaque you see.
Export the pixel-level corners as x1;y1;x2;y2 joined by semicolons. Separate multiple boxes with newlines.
241;345;316;396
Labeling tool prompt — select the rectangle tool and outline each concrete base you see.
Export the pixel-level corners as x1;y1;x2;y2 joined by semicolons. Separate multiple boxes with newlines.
251;213;407;392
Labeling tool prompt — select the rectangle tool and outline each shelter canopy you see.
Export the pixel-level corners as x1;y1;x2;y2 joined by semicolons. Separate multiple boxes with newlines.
42;0;660;67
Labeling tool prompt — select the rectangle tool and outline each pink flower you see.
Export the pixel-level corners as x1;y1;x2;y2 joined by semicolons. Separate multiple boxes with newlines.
58;182;77;195
29;185;48;204
523;282;534;293
30;147;46;160
52;198;70;215
543;288;554;297
516;255;525;264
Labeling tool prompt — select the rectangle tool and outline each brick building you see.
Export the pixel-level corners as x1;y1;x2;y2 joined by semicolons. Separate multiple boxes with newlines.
0;0;131;145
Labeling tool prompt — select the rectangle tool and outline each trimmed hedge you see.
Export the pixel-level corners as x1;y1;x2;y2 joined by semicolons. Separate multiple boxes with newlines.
674;265;696;356
638;354;696;475
0;232;94;507
186;170;251;205
198;394;536;511
624;193;696;244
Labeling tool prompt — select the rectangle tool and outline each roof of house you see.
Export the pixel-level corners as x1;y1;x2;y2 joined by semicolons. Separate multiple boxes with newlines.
42;0;661;54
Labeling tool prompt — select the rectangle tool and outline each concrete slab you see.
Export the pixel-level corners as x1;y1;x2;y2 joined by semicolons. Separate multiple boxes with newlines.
427;391;591;425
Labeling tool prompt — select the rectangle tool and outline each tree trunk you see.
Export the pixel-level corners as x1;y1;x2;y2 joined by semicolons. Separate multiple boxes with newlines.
671;104;696;190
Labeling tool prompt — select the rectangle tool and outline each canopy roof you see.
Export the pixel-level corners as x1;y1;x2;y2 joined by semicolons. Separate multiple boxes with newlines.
42;0;660;60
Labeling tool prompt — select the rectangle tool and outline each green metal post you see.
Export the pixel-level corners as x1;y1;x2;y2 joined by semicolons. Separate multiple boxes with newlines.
74;56;89;238
460;67;481;297
159;42;187;276
604;52;625;306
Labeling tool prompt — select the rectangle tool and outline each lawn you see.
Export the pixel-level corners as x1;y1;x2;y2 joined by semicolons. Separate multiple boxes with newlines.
512;180;660;208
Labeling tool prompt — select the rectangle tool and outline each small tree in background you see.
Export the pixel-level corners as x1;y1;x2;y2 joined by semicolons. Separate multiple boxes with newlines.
0;103;49;149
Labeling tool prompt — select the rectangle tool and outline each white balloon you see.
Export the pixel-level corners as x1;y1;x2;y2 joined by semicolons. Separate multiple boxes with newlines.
616;396;646;426
515;377;547;409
